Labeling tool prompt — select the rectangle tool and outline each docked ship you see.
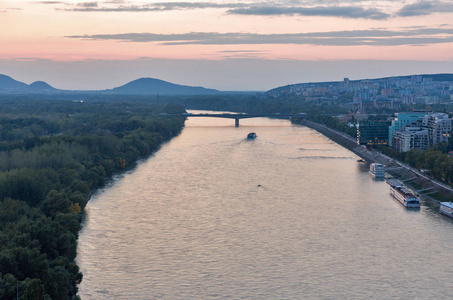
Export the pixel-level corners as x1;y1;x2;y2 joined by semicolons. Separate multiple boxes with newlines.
369;163;385;179
440;202;453;218
386;178;403;188
387;179;420;208
247;132;257;139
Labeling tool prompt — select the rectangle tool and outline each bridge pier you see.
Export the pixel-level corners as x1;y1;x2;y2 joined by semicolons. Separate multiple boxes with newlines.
235;118;239;127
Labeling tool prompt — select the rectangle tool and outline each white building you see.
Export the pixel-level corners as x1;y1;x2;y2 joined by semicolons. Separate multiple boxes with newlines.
388;112;427;146
426;113;452;145
392;127;429;152
391;113;451;152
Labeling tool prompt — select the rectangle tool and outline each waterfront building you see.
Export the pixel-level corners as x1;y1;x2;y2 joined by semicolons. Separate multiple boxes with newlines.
426;113;452;145
391;113;451;152
392;127;429;152
392;131;412;152
357;120;391;146
388;112;427;146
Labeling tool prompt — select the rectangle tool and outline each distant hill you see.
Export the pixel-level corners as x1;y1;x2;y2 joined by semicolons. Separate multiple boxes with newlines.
0;74;220;95
0;74;29;92
108;78;220;95
28;81;56;92
0;75;56;94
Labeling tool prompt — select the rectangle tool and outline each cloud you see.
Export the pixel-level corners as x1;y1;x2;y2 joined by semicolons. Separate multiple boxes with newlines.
36;1;64;4
398;1;453;17
67;27;453;46
63;2;248;12
213;50;270;59
217;50;269;53
78;2;99;8
57;0;388;20
46;0;453;19
227;5;389;20
1;7;23;12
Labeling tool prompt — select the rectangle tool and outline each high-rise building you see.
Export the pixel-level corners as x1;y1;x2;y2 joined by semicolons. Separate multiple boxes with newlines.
343;78;350;88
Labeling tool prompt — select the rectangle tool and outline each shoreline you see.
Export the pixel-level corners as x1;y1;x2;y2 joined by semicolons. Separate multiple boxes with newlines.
300;120;453;204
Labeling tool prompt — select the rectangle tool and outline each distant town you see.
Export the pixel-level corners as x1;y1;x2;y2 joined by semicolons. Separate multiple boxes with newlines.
266;74;453;109
265;74;453;154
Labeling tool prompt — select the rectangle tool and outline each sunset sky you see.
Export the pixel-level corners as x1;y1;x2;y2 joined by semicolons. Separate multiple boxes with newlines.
1;0;453;90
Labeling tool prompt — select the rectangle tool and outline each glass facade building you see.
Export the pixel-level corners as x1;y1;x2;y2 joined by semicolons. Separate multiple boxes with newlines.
357;120;391;146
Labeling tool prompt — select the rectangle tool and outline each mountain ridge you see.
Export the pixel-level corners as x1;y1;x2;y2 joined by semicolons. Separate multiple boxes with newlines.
0;74;220;95
107;77;220;95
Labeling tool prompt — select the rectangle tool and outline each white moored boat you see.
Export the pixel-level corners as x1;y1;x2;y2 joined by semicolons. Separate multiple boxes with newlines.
440;202;453;218
389;185;420;208
369;163;385;179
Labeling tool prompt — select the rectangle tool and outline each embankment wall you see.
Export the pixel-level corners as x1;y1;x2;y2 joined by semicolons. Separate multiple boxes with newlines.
301;120;453;202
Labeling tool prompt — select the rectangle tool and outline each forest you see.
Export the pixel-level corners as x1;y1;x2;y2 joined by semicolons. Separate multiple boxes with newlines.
0;99;185;299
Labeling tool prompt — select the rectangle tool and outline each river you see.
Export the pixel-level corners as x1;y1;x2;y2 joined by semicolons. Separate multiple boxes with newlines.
77;112;453;299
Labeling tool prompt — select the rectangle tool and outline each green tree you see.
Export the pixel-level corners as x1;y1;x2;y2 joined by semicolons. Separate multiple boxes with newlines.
40;190;70;217
24;279;45;300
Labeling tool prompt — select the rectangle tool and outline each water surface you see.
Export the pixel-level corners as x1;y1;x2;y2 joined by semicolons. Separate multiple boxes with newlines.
77;113;453;299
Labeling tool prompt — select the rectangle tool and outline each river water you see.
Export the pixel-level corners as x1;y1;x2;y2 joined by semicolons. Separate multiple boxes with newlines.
77;112;453;299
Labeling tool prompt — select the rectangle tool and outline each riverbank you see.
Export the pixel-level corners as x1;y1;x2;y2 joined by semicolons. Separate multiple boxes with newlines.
301;120;453;203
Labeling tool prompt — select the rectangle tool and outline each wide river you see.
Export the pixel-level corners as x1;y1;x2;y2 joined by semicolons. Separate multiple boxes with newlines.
77;112;453;299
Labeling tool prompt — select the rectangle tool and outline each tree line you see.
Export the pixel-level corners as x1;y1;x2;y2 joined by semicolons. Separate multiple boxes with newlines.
379;142;453;185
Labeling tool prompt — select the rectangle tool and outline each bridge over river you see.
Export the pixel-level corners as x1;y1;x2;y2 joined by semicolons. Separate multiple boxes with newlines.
161;113;307;127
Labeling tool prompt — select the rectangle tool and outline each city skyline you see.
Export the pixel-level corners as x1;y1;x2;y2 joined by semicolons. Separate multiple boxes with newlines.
1;0;453;90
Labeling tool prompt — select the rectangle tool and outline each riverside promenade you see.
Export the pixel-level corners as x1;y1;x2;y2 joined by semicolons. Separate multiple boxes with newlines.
302;120;453;201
